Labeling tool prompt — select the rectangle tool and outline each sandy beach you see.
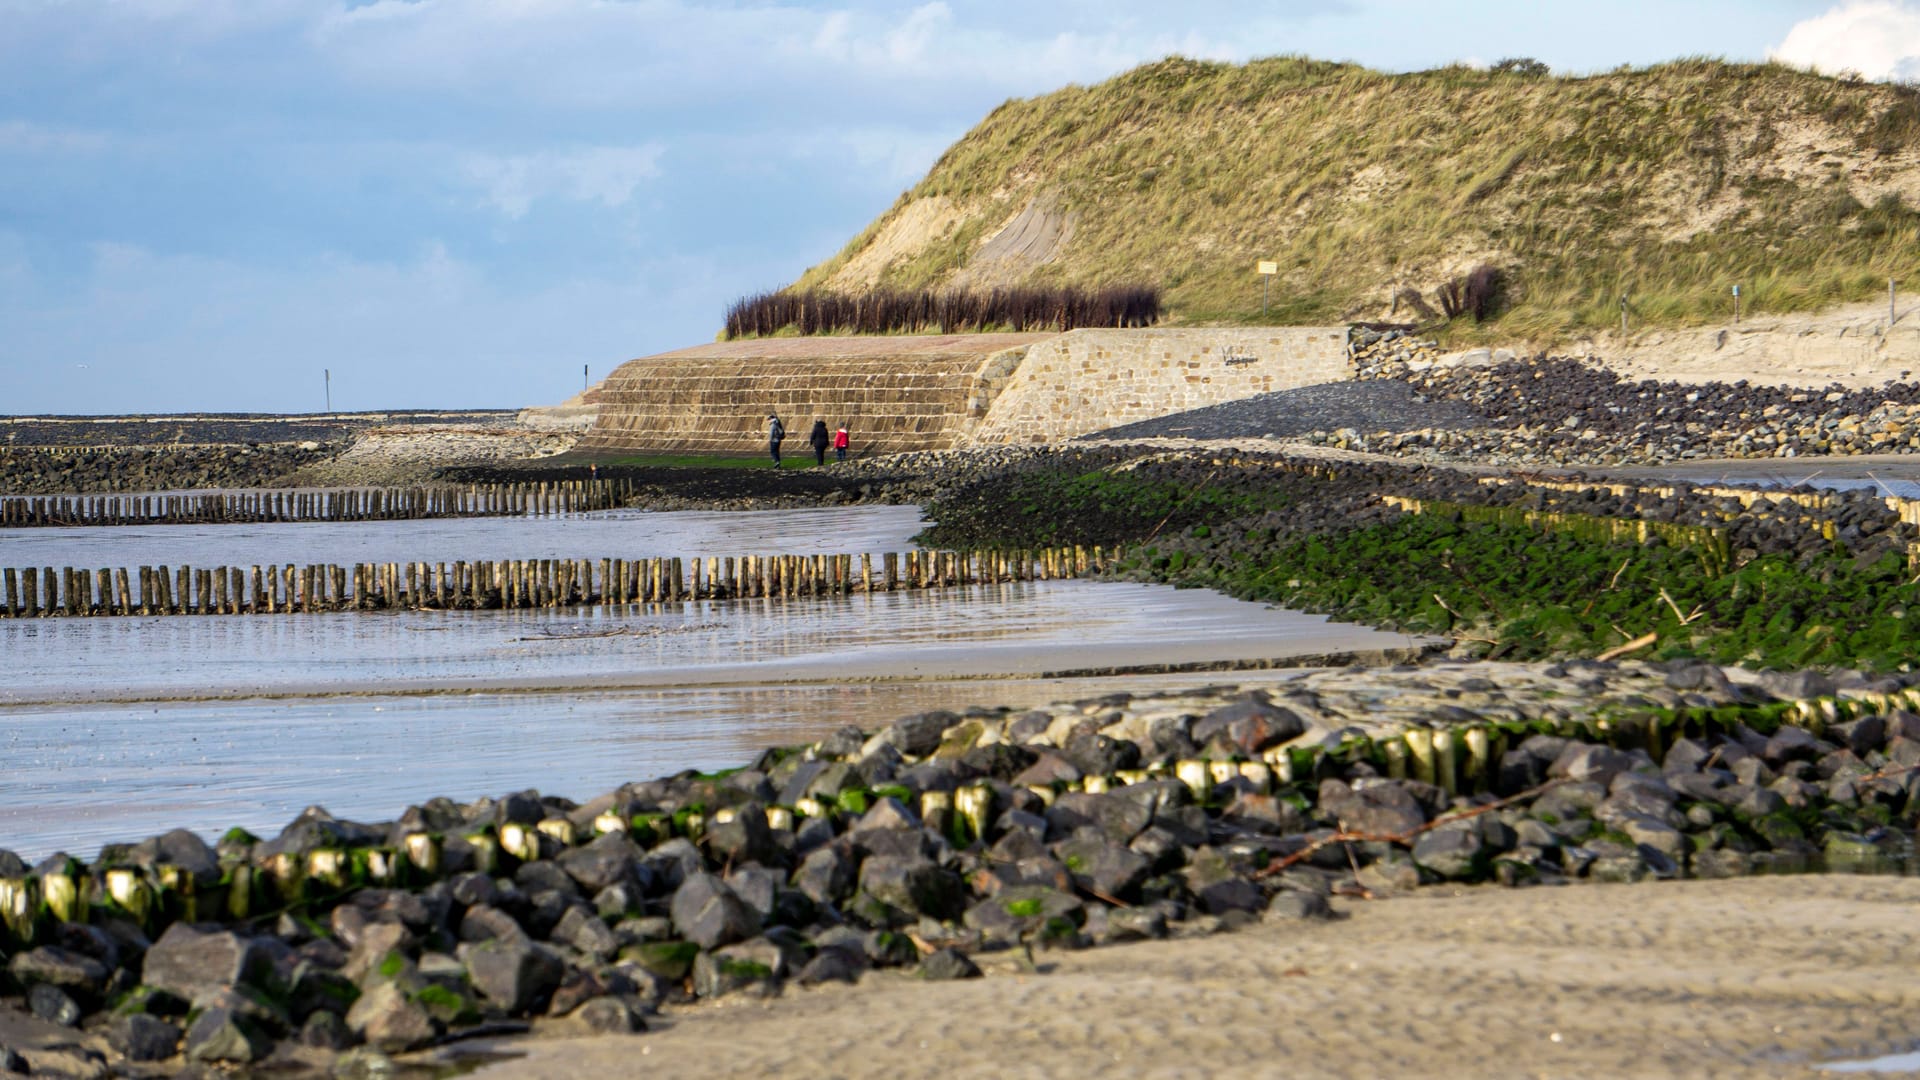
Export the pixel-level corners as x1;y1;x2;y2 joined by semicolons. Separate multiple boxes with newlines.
470;874;1920;1080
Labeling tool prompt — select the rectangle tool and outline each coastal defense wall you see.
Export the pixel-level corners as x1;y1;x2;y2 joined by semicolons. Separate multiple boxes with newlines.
578;334;1053;457
580;326;1352;455
964;327;1352;445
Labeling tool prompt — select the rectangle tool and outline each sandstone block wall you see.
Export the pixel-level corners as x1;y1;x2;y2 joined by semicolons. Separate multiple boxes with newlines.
578;334;1053;457
963;327;1351;445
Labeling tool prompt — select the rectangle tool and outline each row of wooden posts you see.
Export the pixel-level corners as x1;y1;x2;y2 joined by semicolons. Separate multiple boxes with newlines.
0;479;630;529
0;546;1114;618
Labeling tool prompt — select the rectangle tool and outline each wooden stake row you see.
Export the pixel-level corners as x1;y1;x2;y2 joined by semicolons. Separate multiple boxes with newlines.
0;479;630;529
0;546;1114;618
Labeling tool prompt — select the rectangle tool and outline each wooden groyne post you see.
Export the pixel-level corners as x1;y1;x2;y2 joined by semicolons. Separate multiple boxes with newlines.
0;546;1115;619
0;479;632;529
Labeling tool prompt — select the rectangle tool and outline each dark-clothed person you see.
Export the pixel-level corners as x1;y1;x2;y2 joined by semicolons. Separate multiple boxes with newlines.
808;420;830;466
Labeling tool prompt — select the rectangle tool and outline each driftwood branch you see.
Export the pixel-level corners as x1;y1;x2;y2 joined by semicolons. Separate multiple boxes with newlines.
1253;779;1569;880
1595;631;1658;662
1658;588;1705;625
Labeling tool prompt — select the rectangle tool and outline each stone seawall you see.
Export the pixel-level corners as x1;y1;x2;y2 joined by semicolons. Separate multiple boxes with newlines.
578;327;1351;456
965;327;1352;445
578;334;1050;457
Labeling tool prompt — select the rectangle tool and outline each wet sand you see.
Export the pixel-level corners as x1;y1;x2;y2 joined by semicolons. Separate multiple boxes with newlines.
0;581;1425;707
471;875;1920;1080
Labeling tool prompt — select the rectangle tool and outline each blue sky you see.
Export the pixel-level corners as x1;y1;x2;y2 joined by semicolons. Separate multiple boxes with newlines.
0;0;1908;414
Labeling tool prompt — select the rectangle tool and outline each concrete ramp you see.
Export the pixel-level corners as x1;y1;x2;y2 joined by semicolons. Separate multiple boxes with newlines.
578;334;1053;457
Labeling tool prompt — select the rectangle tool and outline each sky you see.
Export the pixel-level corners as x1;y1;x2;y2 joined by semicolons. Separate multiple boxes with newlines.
1;0;1915;415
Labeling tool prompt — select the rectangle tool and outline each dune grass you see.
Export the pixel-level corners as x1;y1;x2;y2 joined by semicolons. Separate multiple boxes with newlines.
791;56;1920;344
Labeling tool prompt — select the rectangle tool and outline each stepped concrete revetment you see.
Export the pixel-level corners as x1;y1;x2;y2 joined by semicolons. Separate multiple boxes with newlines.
579;327;1351;455
578;334;1050;457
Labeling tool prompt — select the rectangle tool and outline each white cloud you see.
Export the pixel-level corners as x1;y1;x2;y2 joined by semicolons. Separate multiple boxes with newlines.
883;3;950;65
1771;1;1920;81
0;121;109;155
461;144;667;219
302;0;1250;110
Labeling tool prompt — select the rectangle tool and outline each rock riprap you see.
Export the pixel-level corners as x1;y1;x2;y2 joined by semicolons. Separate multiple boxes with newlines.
1334;328;1920;465
3;659;1919;1070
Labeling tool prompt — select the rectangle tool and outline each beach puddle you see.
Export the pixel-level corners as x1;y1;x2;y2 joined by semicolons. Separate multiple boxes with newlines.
1822;1049;1920;1073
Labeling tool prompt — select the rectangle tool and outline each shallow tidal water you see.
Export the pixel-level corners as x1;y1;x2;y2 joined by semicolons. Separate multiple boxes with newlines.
1;520;1421;858
0;503;931;573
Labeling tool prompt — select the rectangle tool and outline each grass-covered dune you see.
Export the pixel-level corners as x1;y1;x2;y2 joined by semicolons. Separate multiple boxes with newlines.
795;57;1920;342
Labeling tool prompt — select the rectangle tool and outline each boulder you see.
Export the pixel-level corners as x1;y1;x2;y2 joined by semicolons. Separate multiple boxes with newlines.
856;857;966;923
669;873;759;950
110;1013;182;1062
552;907;619;961
1411;822;1485;880
1265;890;1335;921
1191;695;1305;756
705;804;776;866
9;946;110;1006
462;938;564;1015
184;1005;269;1065
790;844;857;906
568;997;641;1035
1317;779;1424;836
26;984;81;1027
1054;833;1151;900
344;981;438;1053
557;832;642;894
692;939;786;999
875;711;959;757
1046;792;1151;845
142;924;266;1004
917;949;981;980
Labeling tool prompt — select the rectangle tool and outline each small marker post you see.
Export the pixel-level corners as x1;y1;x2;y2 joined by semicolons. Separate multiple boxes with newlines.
1733;284;1741;325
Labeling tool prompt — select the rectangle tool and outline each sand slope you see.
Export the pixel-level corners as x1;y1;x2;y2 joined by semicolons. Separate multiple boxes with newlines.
474;875;1920;1079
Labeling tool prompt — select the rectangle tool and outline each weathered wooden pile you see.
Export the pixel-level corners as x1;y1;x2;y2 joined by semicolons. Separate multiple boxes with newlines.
3;660;1918;1069
0;546;1114;618
0;479;629;528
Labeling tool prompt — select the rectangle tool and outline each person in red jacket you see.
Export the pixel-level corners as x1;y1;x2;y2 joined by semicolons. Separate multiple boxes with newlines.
833;424;850;463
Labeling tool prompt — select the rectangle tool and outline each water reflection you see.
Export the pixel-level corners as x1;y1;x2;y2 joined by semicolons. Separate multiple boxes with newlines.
0;672;1309;862
2;581;1413;704
0;504;931;571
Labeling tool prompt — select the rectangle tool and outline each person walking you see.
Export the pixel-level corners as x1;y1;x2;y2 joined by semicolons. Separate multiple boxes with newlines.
833;424;850;463
808;419;830;466
767;414;786;467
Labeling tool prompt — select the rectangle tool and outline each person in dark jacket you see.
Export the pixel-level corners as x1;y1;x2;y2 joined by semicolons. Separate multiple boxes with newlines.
808;419;830;466
833;424;850;462
767;414;785;466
